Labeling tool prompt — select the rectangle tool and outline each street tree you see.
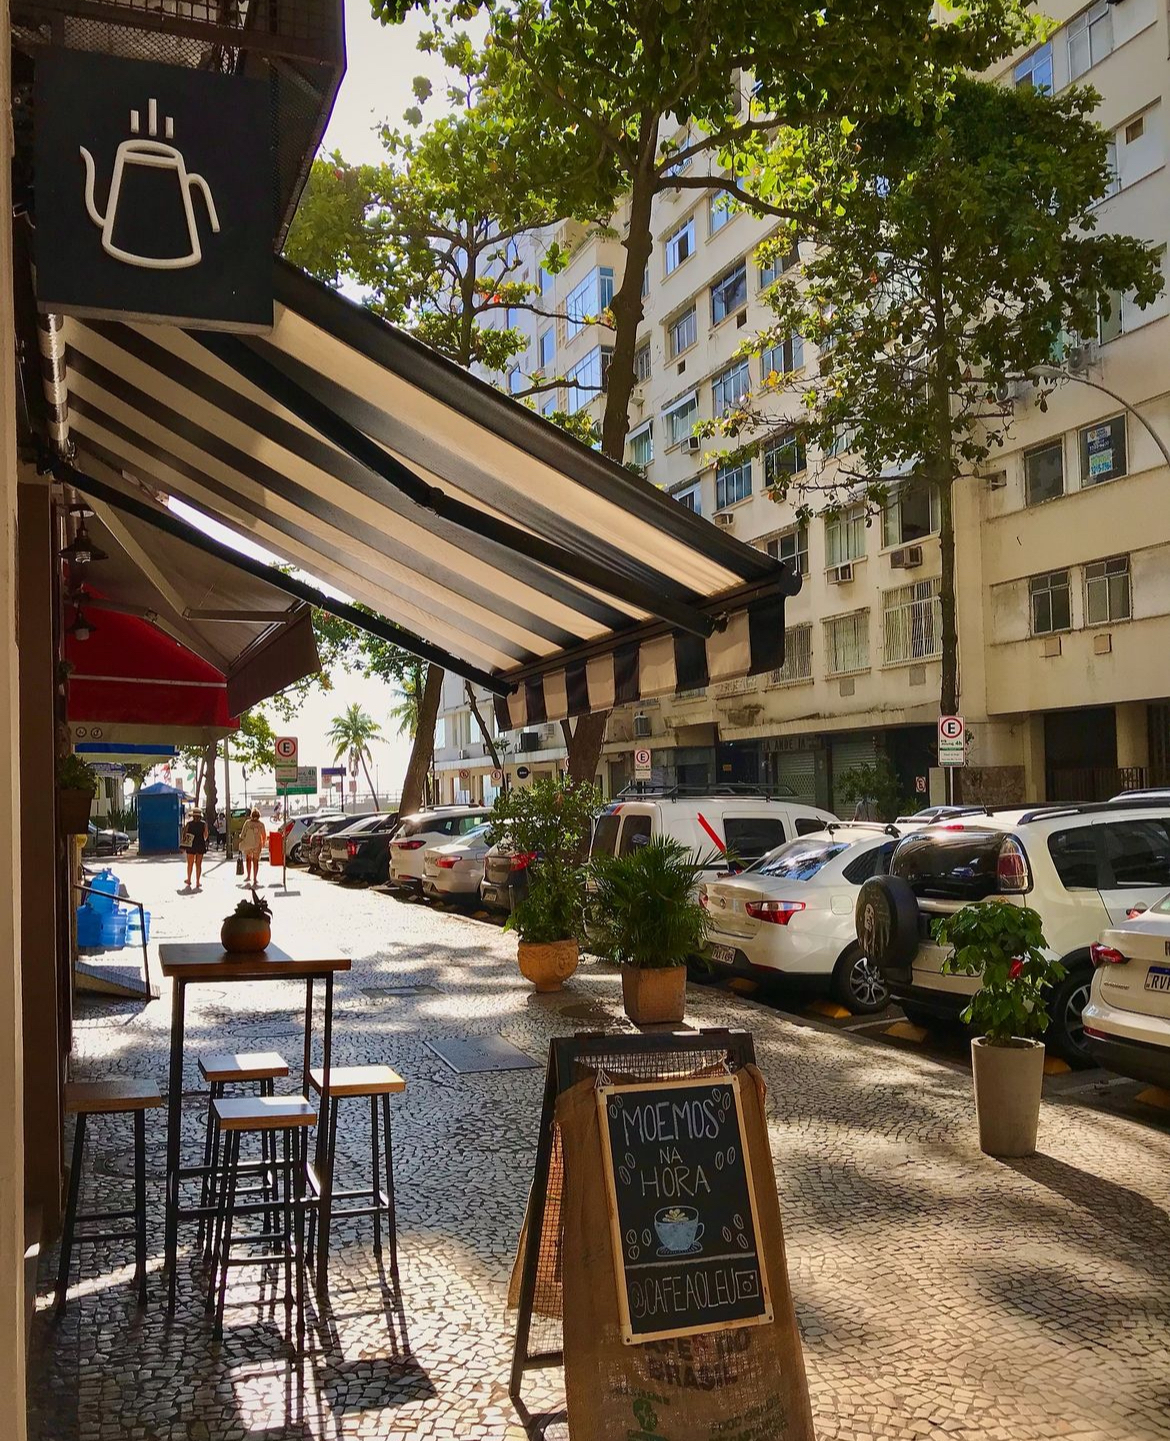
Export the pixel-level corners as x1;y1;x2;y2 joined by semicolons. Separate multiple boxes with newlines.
401;0;1038;781
715;75;1163;718
327;703;384;811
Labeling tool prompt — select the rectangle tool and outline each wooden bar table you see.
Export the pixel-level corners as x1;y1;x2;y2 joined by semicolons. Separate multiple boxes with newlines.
158;942;351;1307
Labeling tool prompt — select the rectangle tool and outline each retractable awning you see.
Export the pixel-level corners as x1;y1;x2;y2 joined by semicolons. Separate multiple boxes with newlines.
51;259;801;727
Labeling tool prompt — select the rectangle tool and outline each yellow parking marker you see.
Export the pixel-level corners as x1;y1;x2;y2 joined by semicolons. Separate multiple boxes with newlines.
884;1020;929;1043
1043;1057;1071;1076
806;1000;851;1020
1136;1086;1170;1109
726;977;759;996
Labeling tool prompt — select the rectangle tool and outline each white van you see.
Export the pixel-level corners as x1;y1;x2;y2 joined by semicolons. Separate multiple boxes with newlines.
589;788;837;873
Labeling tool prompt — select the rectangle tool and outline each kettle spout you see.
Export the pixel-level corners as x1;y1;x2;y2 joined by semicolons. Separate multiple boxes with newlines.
79;147;105;229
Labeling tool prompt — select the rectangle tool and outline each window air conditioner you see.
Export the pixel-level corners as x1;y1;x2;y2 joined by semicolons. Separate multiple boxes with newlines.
994;379;1023;406
458;747;472;759
518;730;541;752
827;562;855;584
985;471;1008;491
713;511;735;528
890;545;923;569
684;436;702;454
1067;340;1098;374
634;714;652;738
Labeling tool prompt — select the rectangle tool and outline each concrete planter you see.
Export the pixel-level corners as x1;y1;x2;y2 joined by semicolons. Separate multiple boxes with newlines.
622;966;687;1026
517;939;578;992
971;1036;1045;1157
58;788;94;835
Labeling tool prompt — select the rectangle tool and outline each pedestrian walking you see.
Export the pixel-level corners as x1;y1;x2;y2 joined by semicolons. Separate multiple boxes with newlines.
239;808;266;887
182;809;208;890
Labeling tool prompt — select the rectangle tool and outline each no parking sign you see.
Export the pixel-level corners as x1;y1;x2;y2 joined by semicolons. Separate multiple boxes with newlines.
938;715;965;767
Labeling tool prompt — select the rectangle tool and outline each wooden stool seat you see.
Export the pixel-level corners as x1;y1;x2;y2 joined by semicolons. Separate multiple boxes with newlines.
213;1096;316;1132
309;1065;405;1097
66;1079;163;1114
199;1051;289;1084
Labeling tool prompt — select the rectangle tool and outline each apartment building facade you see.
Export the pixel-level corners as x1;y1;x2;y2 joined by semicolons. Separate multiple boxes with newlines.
435;0;1170;813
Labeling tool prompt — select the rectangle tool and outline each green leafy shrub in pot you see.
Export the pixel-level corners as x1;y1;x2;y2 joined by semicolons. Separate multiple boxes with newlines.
58;754;98;796
588;837;710;969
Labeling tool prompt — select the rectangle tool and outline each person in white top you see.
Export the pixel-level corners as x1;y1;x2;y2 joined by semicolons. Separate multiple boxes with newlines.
238;808;266;886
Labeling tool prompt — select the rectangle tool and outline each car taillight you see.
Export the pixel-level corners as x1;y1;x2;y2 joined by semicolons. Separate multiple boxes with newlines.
282;821;294;838
346;841;358;858
996;836;1031;892
395;838;426;850
744;900;805;925
510;852;536;871
437;857;458;869
1090;943;1128;967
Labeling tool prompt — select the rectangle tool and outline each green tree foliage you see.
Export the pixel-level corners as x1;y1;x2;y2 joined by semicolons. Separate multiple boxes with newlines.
719;76;1163;716
835;757;907;823
935;902;1064;1044
588;837;711;969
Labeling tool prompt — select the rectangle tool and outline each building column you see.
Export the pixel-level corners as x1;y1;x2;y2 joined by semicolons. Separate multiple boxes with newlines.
0;0;29;1427
1021;713;1047;803
1115;701;1150;776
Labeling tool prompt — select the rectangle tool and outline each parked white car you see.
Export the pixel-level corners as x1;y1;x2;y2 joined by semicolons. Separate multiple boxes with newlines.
422;825;493;901
1083;890;1170;1087
390;807;491;890
700;824;914;1013
281;807;344;863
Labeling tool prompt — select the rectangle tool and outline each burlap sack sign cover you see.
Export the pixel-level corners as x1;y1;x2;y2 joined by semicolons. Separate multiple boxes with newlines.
558;1064;815;1441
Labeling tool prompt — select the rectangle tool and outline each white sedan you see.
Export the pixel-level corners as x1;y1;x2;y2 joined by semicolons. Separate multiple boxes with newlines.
700;824;916;1014
421;825;493;901
1084;891;1170;1088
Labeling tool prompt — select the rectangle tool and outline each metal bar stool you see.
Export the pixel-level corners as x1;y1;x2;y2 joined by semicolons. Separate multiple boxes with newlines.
54;1079;163;1317
195;1052;289;1258
208;1095;315;1350
307;1065;404;1280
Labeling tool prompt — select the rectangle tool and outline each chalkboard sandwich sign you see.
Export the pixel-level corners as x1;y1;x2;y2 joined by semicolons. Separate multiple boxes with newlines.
596;1073;773;1345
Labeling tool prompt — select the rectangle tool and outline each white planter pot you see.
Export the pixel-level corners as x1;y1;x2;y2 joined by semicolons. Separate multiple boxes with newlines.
970;1036;1045;1158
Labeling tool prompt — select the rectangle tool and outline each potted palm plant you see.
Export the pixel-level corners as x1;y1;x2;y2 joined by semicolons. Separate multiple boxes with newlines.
57;753;98;835
489;775;600;992
221;888;272;954
933;901;1065;1157
589;838;709;1025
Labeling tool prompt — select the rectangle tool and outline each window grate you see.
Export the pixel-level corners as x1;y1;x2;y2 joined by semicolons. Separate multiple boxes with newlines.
883;579;941;664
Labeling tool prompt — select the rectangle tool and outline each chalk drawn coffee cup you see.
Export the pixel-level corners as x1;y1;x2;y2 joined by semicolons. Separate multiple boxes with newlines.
654;1206;703;1254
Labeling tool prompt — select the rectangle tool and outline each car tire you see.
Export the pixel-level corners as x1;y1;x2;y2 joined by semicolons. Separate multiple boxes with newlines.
832;945;890;1015
1046;958;1095;1067
686;958;721;985
855;875;920;972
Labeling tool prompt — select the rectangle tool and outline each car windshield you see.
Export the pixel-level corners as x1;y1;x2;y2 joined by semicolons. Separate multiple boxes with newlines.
1148;890;1170;917
748;837;850;881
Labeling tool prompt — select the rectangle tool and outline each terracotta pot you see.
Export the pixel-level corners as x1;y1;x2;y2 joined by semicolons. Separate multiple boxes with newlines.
517;938;579;992
970;1036;1045;1157
622;966;687;1026
220;916;272;954
58;787;94;835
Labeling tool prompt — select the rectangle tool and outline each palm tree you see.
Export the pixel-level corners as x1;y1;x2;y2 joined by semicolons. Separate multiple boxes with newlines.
327;703;382;812
388;662;426;739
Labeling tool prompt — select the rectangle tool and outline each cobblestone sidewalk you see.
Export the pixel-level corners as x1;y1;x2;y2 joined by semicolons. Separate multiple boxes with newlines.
28;854;1170;1440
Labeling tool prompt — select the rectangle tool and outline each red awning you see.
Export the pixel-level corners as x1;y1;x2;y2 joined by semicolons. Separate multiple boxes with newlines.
66;606;235;729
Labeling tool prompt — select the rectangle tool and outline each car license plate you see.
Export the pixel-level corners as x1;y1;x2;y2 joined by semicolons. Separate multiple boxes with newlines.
710;944;736;966
1145;965;1170;993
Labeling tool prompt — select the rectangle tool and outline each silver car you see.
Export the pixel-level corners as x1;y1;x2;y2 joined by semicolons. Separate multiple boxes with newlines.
422;824;493;900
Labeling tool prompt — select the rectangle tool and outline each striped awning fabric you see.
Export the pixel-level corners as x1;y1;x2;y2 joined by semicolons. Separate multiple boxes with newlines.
56;260;800;726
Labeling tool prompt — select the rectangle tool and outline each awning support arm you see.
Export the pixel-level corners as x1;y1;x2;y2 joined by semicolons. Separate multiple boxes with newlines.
61;464;513;698
194;333;718;641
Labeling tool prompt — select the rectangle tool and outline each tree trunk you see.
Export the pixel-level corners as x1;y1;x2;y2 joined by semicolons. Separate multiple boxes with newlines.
360;753;379;812
565;711;609;787
937;475;959;717
926;246;960;721
400;663;444;816
201;741;218;833
465;682;504;774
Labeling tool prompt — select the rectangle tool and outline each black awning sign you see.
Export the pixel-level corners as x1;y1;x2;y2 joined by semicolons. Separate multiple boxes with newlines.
596;1073;773;1344
34;51;272;331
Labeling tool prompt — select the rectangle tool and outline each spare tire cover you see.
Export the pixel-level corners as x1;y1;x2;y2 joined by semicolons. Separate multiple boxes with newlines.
856;875;921;972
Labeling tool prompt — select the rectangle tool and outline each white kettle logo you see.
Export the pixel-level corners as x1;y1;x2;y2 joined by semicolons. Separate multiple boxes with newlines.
80;98;220;270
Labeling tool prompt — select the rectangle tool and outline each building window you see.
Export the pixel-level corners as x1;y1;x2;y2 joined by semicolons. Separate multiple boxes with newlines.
668;306;697;358
883;579;942;664
825;610;870;675
664;394;699;447
1080;414;1127;485
641;264;650;298
712;359;751;414
825;505;866;567
766;523;809;575
881;482;939;548
1084;555;1131;625
564;346;612;414
1068;1;1113;82
507;367;523;395
825;424;857;459
634;340;652;383
540;394;557;418
674;484;701;515
761;333;804;379
770;623;812;684
709;193;731;234
711;261;748;325
1025;440;1065;505
538;329;555;370
763;431;807;487
1030;570;1072;635
565;266;615;339
715;458;752;510
1014;41;1052;92
627;422;654;469
538;266;553;294
758;243;799;288
665;217;696;275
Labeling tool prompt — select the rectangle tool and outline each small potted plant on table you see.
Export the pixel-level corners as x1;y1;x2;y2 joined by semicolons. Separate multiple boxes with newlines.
488;775;600;992
57;753;98;835
934;901;1064;1157
589;837;709;1026
221;888;272;954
